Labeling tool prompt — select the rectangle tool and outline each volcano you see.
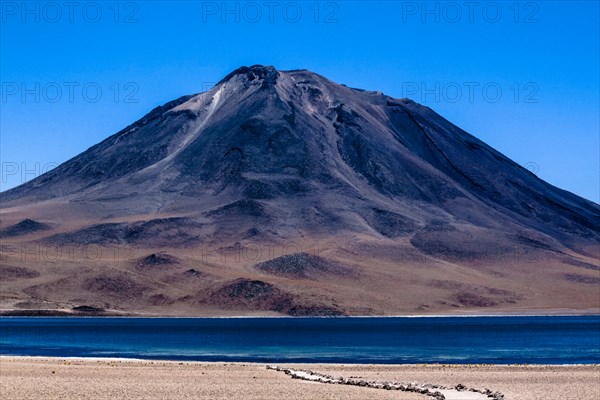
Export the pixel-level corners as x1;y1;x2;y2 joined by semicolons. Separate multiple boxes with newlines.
1;65;598;316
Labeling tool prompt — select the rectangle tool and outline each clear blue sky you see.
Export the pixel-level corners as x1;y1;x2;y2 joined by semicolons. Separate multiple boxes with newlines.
1;1;598;202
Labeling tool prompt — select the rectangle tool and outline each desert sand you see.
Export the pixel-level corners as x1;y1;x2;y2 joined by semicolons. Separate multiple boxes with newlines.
1;357;598;400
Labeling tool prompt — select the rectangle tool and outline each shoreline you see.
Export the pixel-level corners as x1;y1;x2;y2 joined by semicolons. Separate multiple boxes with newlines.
2;355;599;367
2;309;599;318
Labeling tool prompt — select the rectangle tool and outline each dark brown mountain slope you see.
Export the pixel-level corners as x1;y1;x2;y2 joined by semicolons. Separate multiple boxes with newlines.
1;65;598;316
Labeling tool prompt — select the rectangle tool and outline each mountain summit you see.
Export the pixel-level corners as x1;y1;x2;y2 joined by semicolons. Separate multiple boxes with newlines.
1;65;598;316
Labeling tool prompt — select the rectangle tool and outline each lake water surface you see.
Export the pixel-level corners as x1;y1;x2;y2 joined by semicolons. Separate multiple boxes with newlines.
1;315;599;364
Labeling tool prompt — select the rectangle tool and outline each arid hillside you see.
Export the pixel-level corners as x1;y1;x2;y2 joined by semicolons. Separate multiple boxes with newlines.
1;65;598;316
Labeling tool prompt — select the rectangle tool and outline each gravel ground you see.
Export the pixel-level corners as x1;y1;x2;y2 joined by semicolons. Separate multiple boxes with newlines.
1;357;598;400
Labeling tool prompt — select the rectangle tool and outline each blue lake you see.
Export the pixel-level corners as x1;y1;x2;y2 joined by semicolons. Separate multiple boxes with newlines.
1;316;599;364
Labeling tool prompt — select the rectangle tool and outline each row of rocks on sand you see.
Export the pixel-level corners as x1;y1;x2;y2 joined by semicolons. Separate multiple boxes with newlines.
266;366;505;400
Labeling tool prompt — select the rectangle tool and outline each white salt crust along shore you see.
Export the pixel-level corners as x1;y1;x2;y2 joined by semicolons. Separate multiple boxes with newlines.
267;366;502;399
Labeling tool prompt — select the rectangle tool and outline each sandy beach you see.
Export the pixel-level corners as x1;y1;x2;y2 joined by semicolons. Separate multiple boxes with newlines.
1;357;598;400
